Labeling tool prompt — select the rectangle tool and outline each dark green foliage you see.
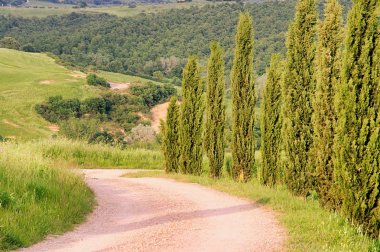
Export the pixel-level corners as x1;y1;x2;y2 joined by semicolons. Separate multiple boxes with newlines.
205;42;226;178
86;73;110;88
0;36;20;50
179;57;204;175
0;3;296;78
0;191;12;208
35;96;81;123
161;96;180;173
312;0;343;209
130;82;176;108
282;0;317;196
334;0;380;238
231;12;256;182
260;54;283;187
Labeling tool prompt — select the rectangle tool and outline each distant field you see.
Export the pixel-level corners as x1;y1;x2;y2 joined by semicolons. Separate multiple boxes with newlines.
0;0;212;18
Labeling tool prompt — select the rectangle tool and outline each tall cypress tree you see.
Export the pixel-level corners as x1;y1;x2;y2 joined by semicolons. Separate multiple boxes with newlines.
282;0;317;196
161;96;180;173
334;0;380;237
260;54;283;187
179;56;204;175
312;0;343;209
231;12;256;182
205;42;226;178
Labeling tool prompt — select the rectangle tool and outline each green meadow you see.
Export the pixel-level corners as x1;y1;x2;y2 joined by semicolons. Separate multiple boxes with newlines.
0;48;99;140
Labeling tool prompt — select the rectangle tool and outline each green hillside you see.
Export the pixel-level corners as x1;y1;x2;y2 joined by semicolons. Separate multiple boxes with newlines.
0;48;99;139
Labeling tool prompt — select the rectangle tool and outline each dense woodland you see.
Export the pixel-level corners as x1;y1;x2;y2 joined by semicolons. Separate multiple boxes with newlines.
0;1;351;83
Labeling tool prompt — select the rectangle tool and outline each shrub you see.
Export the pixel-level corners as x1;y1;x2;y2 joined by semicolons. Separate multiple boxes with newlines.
86;73;110;88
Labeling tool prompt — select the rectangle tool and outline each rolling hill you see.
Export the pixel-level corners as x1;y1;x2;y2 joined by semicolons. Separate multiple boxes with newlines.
0;49;158;140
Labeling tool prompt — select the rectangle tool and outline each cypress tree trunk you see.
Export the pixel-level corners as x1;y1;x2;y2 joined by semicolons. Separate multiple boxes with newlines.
205;42;226;178
334;0;380;237
282;0;317;196
179;56;204;175
260;54;283;187
312;0;343;209
161;96;180;173
231;12;256;182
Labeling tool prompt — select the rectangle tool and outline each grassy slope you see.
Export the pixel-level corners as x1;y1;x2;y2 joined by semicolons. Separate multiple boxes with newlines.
0;48;98;140
97;70;162;85
0;49;159;140
0;142;94;250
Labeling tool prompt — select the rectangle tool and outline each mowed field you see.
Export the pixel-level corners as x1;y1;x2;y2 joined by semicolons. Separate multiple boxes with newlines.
0;0;211;18
0;49;99;140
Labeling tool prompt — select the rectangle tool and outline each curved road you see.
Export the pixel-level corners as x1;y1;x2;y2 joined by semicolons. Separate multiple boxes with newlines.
21;169;285;252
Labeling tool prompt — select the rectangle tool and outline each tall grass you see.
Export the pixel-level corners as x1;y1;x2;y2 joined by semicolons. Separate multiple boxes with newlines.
35;139;164;169
0;142;94;251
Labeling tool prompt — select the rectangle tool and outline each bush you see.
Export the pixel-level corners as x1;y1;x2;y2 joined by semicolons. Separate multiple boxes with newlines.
0;37;20;50
130;82;176;108
126;124;156;143
59;118;100;141
86;73;110;88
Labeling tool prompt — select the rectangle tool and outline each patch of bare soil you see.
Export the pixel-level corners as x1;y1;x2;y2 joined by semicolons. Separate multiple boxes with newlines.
150;102;170;133
70;72;86;78
20;169;286;252
48;124;60;132
2;119;20;128
109;82;130;91
39;80;54;85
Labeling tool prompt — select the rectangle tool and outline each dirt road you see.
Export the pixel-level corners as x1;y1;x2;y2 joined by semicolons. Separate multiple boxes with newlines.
21;169;285;252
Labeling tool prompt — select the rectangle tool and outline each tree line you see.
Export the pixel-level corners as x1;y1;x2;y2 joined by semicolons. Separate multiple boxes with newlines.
0;1;352;84
162;0;380;239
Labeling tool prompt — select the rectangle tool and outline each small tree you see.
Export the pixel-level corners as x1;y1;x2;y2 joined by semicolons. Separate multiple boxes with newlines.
312;0;343;209
231;12;256;182
260;54;283;187
161;96;180;173
205;42;226;178
0;37;20;50
86;73;110;88
179;56;204;175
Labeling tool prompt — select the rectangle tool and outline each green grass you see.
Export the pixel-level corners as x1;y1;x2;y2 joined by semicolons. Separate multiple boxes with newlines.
124;170;380;251
0;48;99;140
0;141;94;250
36;138;164;169
97;70;162;85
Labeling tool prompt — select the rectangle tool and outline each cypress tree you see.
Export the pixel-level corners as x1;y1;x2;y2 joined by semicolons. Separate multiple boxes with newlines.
260;54;283;187
179;56;204;175
312;0;343;209
161;96;180;173
231;12;256;182
282;0;317;196
205;42;226;178
334;0;380;237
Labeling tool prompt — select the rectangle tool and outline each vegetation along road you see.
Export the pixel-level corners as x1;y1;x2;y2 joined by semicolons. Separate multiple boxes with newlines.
20;169;285;252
